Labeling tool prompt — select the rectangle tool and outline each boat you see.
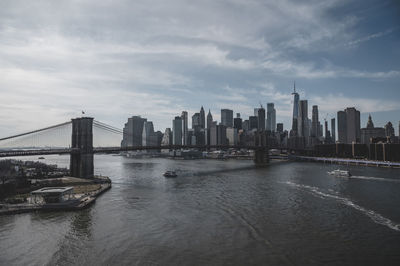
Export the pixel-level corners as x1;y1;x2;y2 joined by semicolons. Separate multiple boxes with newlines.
38;157;45;160
163;171;177;178
328;169;351;177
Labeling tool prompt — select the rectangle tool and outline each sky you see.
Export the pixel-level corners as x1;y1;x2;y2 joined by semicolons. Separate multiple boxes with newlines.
0;0;399;138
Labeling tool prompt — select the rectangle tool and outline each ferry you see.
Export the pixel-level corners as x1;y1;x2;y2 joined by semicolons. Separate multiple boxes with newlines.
328;169;352;177
163;171;177;178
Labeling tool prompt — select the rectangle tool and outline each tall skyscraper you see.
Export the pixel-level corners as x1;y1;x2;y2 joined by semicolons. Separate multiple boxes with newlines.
345;107;361;143
121;116;147;147
258;107;266;131
291;82;300;134
142;121;154;146
161;128;173;146
266;103;276;132
234;113;242;130
337;108;361;143
385;122;395;137
207;109;213;129
337;111;347;143
200;106;205;129
277;123;284;133
221;109;233;128
172;116;182;145
331;118;336;143
192;113;201;129
249;116;258;130
297;100;309;137
181;111;188;145
311;105;319;137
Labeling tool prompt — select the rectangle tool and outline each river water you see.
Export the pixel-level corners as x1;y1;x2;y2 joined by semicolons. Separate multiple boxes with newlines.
1;155;400;265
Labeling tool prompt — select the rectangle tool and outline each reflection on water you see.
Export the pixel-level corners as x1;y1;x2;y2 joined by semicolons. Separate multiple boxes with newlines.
0;155;400;265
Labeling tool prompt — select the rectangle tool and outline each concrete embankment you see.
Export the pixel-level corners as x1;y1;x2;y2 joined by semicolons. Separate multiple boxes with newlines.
291;155;400;168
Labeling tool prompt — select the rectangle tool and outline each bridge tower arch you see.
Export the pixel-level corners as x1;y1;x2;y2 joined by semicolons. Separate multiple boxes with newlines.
70;117;94;178
254;131;269;165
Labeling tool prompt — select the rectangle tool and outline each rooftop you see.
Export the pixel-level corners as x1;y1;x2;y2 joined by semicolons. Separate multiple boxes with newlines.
31;187;73;194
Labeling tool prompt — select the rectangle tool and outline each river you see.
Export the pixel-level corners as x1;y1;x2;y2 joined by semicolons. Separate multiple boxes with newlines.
1;155;400;265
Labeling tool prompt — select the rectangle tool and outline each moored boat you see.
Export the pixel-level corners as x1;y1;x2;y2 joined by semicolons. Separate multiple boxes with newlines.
163;171;177;178
328;169;351;177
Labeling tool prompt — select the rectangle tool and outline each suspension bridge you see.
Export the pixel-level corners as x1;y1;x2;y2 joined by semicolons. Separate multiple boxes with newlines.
0;117;270;178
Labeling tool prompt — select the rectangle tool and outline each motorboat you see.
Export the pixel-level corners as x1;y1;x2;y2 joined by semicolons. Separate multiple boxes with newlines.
163;171;177;178
328;169;351;177
38;157;45;160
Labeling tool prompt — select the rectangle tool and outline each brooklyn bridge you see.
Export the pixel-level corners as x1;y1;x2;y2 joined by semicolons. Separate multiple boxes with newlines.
0;117;271;179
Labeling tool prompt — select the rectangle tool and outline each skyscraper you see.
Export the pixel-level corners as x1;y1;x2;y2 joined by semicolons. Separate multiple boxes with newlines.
192;113;201;129
337;111;347;143
142;121;154;146
277;123;284;133
291;82;300;134
311;105;319;137
172;116;182;145
331;118;336;143
181;111;188;145
221;109;233;128
200;106;205;129
266;103;276;132
234;113;242;130
297;100;309;137
258;107;266;131
207;109;213;129
385;122;395;137
337;108;361;144
121;116;147;147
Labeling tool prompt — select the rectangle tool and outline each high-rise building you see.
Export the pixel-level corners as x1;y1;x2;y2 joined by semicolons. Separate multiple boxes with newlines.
345;107;361;143
249;116;258;130
291;83;300;134
226;127;238;145
172;116;182;145
266;103;276;132
254;108;260;117
200;106;205;129
337;108;361;143
324;120;331;143
258;107;266;131
234;113;242;130
161;128;173;146
337;111;347;143
311;105;319;137
192;113;201;129
297;100;309;137
242;120;249;131
181;111;188;145
331;118;336;143
361;115;385;145
385;122;395;137
221;109;233;128
209;123;227;145
121;116;147;147
277;123;284;133
207;109;213;129
142;121;154;146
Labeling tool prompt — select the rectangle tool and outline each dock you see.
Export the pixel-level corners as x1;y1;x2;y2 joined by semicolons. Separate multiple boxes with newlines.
291;155;400;168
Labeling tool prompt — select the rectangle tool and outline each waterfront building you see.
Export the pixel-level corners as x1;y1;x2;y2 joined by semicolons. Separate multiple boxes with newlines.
346;107;361;143
209;123;227;145
234;113;242;130
249;116;258;130
361;115;385;145
142;121;154;146
192;113;201;129
181;111;188;145
207;109;213;129
226;127;238;145
291;83;300;135
161;128;173;146
172;116;183;145
311;105;319;137
297;100;309;138
331;118;336;143
200;106;205;129
258;107;266;131
121;116;147;147
266;103;276;132
221;109;233;128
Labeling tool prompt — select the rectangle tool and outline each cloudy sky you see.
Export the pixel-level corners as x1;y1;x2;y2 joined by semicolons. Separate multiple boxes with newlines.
0;0;399;137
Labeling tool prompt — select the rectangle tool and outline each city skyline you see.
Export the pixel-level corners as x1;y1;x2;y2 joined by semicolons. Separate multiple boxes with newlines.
0;0;399;136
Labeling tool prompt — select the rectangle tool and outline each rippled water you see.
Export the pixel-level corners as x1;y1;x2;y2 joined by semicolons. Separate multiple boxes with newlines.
1;155;400;265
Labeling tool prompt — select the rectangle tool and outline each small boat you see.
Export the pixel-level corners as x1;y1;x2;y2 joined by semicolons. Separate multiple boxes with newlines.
38;157;45;160
163;171;177;178
328;169;351;177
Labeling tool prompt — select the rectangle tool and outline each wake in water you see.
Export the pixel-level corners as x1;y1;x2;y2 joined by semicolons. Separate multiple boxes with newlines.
350;176;400;183
282;181;400;232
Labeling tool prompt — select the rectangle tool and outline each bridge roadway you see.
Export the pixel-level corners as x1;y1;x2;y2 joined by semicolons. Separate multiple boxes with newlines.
0;145;267;158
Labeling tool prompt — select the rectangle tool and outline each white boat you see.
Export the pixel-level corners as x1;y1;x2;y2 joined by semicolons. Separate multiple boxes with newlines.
328;169;351;177
163;171;177;178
